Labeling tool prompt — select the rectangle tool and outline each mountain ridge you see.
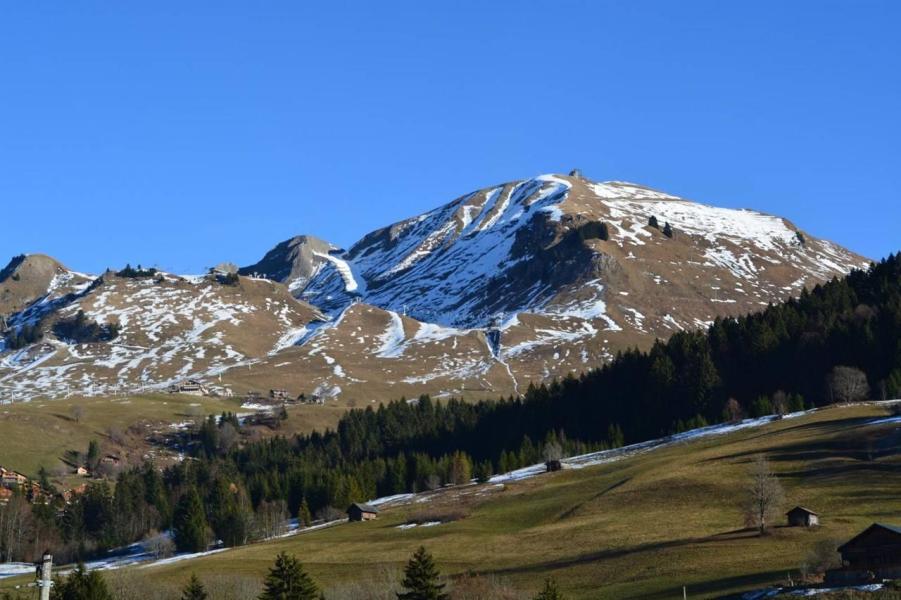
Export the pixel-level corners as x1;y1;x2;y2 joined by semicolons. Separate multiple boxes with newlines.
0;172;869;402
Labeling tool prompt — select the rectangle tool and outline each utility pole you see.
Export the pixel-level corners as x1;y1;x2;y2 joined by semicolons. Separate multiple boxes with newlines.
37;551;52;600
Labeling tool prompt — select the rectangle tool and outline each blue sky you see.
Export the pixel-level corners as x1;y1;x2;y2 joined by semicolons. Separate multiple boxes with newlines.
1;1;898;273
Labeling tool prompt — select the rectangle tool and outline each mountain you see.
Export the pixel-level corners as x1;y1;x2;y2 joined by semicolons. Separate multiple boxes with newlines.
0;173;869;402
0;254;93;318
238;235;337;293
230;172;867;400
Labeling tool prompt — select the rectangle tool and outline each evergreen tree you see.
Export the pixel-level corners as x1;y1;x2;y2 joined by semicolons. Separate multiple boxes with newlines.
663;222;674;238
173;487;208;552
181;574;209;600
299;497;313;527
533;578;565;600
397;546;448;600
86;440;100;471
473;460;493;483
50;564;114;600
259;552;319;600
648;215;659;229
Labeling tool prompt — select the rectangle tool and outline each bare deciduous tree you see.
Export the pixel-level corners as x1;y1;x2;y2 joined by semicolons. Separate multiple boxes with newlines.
542;441;563;462
825;366;870;404
218;422;239;454
144;531;175;559
315;505;345;522
800;539;841;582
743;456;784;535
771;390;788;415
724;398;744;423
255;499;289;540
0;494;33;562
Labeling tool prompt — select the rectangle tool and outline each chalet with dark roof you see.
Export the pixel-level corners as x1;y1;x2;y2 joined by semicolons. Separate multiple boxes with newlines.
826;523;901;584
347;502;379;522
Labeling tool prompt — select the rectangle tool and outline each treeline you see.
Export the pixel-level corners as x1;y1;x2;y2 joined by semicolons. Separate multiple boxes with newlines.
2;322;42;349
2;254;899;565
115;263;158;278
52;310;120;344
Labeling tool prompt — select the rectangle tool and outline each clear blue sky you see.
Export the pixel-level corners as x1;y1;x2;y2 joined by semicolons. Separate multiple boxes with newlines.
1;1;898;274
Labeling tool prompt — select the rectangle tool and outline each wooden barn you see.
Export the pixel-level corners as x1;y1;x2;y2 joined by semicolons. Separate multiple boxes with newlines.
826;523;901;584
347;502;379;522
786;506;819;527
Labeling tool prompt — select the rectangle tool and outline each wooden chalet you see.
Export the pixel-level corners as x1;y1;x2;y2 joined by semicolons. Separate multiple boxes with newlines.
347;502;379;522
826;523;901;584
0;467;27;489
169;379;209;396
786;506;819;527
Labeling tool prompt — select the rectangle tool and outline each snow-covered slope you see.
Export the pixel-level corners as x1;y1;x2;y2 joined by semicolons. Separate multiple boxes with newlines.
298;174;866;330
222;172;867;402
0;172;870;403
0;254;94;318
0;272;322;401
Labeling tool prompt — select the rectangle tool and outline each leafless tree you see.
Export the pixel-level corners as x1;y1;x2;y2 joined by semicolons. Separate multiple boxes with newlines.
800;539;841;582
315;505;345;522
0;494;33;562
144;531;175;559
218;422;239;454
542;440;563;462
106;425;126;445
724;398;744;423
825;366;870;404
771;390;788;416
255;499;289;539
743;456;785;535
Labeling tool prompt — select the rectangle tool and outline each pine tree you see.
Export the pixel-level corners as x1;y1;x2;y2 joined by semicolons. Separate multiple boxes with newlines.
397;546;448;600
173;487;208;552
473;460;493;483
648;215;659;229
51;564;114;600
299;497;313;528
181;574;209;600
533;577;565;600
259;552;319;600
663;222;674;238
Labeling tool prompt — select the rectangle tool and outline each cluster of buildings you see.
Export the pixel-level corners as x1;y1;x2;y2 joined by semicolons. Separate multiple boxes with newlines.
0;466;41;505
166;379;233;398
1;465;90;507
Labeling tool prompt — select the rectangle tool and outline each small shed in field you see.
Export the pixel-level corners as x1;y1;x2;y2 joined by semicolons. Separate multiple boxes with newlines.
347;502;379;522
786;506;819;527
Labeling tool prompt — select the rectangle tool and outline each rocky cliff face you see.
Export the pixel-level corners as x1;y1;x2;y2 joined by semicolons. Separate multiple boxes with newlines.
239;235;337;293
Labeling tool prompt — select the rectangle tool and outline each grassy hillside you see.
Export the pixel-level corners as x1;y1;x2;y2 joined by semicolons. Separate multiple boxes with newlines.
0;394;347;479
77;402;899;599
